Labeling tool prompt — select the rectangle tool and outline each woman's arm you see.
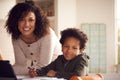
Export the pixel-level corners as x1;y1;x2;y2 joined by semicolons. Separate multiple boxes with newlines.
12;39;28;75
38;29;61;67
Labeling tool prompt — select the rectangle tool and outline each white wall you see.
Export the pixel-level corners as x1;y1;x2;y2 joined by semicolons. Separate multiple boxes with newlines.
56;0;77;37
0;0;16;64
0;0;16;20
76;0;115;73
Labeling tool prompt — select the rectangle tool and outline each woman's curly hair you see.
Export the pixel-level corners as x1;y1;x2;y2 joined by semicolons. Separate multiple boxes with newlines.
60;28;88;50
5;1;49;39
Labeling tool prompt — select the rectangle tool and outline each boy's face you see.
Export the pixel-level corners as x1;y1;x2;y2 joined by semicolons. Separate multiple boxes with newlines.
62;37;81;61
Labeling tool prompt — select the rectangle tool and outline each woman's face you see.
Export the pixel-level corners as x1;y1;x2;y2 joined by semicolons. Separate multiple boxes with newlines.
62;37;81;61
18;12;36;37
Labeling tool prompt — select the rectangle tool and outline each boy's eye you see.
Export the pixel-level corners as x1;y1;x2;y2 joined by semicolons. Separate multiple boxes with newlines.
73;47;78;50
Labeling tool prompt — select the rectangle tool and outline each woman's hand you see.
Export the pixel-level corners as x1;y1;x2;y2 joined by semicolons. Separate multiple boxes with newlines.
46;70;57;77
28;67;37;77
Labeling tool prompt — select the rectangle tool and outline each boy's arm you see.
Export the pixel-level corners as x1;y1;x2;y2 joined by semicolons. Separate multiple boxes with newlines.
56;58;88;79
36;58;58;76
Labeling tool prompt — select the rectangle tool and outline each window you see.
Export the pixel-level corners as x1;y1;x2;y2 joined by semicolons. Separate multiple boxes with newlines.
118;24;120;64
81;23;106;73
116;0;120;64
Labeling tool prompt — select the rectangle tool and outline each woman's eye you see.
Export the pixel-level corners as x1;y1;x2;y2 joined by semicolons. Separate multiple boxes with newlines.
29;19;34;22
29;18;35;22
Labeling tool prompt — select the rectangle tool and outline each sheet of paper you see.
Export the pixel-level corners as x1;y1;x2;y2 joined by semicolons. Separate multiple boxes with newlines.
17;75;65;80
22;77;65;80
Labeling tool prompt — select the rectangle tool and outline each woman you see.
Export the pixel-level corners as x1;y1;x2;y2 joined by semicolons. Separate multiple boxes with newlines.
5;1;61;75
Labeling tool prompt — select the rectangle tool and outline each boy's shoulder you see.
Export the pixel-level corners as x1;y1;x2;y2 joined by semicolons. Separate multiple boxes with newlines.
57;55;64;59
54;55;66;63
71;53;89;64
77;53;90;60
76;53;89;66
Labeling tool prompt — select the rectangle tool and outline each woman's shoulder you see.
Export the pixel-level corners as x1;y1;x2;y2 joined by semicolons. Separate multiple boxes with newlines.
48;28;57;37
40;28;58;40
12;38;22;44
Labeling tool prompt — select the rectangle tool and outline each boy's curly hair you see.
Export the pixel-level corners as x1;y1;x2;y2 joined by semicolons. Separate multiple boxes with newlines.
60;28;88;50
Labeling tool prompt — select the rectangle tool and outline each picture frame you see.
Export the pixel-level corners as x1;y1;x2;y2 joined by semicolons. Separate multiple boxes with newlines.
16;0;55;17
34;0;54;17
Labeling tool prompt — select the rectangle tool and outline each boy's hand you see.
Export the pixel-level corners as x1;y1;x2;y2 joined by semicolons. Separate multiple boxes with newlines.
46;70;57;77
28;67;37;77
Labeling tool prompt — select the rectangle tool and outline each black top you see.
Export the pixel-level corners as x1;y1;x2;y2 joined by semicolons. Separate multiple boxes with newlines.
37;53;89;80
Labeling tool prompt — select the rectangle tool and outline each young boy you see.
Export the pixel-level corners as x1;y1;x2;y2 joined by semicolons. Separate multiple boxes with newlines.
29;28;89;80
